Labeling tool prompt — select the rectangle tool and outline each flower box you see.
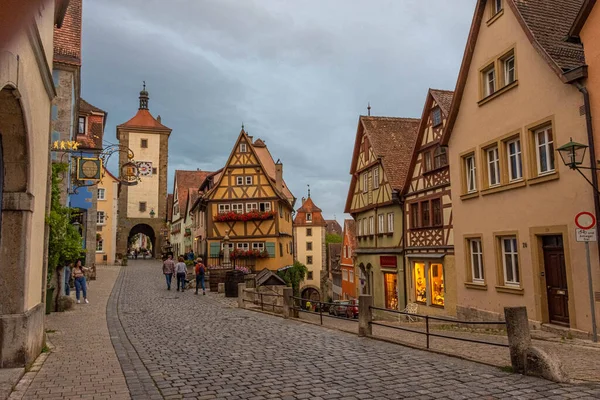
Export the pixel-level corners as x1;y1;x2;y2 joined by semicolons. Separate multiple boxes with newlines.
230;249;270;259
214;210;277;223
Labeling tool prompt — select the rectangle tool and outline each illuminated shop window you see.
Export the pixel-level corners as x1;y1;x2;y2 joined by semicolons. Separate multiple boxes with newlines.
414;263;427;304
383;273;398;310
430;263;445;307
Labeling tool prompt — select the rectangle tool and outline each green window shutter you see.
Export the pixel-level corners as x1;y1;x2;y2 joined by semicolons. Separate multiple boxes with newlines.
210;242;220;257
265;242;276;258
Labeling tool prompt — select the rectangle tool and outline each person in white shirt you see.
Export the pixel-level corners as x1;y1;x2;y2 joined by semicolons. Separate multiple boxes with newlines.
175;256;187;292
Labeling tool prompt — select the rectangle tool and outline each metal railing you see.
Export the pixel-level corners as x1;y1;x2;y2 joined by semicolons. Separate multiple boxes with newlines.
369;306;508;349
242;289;283;312
292;297;359;326
207;256;256;272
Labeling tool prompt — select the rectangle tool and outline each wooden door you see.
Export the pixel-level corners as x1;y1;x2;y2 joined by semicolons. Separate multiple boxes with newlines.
543;236;569;326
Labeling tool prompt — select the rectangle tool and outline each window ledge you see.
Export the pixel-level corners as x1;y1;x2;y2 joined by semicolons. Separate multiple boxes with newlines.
478;80;519;106
486;9;504;26
460;192;479;201
495;285;524;295
481;180;526;196
422;165;448;176
464;282;488;290
528;172;559;186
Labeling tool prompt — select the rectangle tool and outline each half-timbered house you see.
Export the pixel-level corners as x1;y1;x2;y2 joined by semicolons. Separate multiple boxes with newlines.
344;116;420;310
403;89;456;316
203;129;295;272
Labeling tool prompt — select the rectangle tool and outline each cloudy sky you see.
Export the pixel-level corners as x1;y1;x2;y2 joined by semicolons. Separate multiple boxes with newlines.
81;0;475;221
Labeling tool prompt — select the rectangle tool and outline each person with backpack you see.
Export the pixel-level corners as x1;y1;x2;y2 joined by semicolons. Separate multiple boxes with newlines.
195;257;206;295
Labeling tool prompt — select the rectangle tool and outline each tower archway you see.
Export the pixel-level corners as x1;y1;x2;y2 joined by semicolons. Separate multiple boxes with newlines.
128;223;156;258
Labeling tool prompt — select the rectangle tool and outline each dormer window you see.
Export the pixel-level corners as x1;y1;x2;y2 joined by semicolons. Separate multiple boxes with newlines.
78;116;86;134
432;107;442;127
306;213;312;222
240;143;247;153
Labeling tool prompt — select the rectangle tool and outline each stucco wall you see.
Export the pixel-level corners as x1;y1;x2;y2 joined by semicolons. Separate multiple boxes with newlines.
295;225;325;290
127;131;160;218
581;4;600;160
96;171;118;264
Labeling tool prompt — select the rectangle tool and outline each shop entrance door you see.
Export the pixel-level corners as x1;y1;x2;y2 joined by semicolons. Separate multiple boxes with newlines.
383;272;398;310
543;235;569;326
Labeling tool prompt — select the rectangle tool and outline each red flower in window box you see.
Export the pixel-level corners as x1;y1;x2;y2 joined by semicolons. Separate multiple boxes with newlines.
214;210;276;222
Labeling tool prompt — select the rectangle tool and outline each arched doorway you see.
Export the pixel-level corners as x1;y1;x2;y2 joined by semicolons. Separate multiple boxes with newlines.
128;224;156;259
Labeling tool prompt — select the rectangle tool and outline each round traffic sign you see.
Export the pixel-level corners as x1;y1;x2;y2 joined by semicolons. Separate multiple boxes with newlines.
575;211;596;230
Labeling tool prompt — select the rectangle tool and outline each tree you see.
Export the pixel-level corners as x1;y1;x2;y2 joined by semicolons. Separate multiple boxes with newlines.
46;163;83;288
326;233;342;244
277;261;308;296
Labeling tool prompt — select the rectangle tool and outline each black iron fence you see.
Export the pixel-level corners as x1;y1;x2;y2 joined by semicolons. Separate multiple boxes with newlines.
369;306;508;349
292;296;359;326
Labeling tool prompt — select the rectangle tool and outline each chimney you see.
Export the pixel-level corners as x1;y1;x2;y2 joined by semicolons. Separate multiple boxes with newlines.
301;197;306;204
247;135;253;143
157;115;162;123
275;160;283;194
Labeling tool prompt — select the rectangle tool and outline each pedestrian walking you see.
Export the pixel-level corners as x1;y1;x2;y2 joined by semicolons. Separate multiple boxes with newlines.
175;256;187;292
188;250;195;261
194;257;206;295
64;261;72;296
72;260;89;304
163;255;175;290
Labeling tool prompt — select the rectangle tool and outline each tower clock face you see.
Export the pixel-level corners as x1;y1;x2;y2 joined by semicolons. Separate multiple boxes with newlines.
81;160;100;179
137;161;153;176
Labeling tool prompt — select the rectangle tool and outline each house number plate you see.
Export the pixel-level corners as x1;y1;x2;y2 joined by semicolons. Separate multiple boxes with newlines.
556;290;566;295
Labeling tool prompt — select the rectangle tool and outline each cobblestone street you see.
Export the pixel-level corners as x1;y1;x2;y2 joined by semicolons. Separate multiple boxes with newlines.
99;260;599;400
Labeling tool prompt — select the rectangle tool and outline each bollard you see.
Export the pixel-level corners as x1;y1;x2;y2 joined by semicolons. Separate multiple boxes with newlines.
282;287;293;319
504;306;531;374
358;295;373;337
237;283;246;308
218;283;225;294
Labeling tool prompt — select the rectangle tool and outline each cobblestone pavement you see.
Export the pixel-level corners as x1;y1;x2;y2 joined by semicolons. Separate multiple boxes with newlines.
12;265;130;400
113;261;600;399
297;312;600;383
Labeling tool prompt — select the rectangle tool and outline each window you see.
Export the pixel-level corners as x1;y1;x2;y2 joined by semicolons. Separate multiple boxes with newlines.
306;228;312;236
259;202;271;212
279;204;283;217
424;151;433;172
152;167;157;175
96;211;105;225
494;0;503;14
141;138;148;148
484;66;496;97
373;167;380;189
535;125;555;175
307;256;313;265
96;239;103;252
237;243;249;250
78;116;86;134
507;138;522;181
245;176;253;185
363;173;369;193
387;213;394;233
236;176;243;185
231;203;244;213
97;188;105;200
218;204;231;213
222;242;234;251
504;55;515;85
432;107;442;127
246;203;257;212
430;264;445;306
465;155;477;193
362;219;367;237
501;237;520;287
378;214;385;234
384;273;398;309
139;202;147;212
432;198;442;226
411;203;419;229
421;201;430;227
307;271;313;280
468;239;484;282
279;243;283;257
487;146;500;186
306;242;313;251
349;270;354;283
358;220;363;236
252;242;265;251
342;269;348;281
369;216;374;235
433;147;448;169
240;143;247;152
306;213;312;222
344;245;348;258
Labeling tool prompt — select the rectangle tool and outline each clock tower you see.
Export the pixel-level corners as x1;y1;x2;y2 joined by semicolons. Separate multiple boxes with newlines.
115;86;171;259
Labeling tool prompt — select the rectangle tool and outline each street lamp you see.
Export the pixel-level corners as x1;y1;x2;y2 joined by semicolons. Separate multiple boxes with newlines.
149;208;156;218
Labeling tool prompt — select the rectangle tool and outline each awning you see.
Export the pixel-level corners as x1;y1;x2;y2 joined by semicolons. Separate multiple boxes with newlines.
405;253;445;259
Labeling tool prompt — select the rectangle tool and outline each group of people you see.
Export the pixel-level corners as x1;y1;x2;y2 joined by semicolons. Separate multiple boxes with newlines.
162;255;206;295
63;260;90;304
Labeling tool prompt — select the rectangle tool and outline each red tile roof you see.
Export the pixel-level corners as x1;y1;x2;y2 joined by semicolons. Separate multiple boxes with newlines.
118;109;170;130
173;170;213;221
344;219;357;250
294;197;326;226
80;98;106;114
325;220;343;236
429;89;454;115
252;141;294;203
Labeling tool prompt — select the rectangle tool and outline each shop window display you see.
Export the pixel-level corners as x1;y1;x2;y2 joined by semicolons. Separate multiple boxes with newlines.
414;263;427;303
383;273;398;309
430;263;444;306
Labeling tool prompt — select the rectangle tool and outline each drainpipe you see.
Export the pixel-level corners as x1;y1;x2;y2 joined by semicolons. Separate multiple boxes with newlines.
574;82;600;265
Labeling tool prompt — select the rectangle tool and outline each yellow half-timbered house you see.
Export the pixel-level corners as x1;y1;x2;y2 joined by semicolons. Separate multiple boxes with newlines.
403;89;456;317
344;116;420;310
204;129;295;271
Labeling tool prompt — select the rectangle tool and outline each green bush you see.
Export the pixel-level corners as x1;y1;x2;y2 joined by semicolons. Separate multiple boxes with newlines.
277;261;308;296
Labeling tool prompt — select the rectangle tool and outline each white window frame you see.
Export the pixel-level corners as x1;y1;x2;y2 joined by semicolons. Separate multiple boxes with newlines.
245;176;253;185
97;188;105;200
465;155;477;193
535;126;555;175
221;242;234;251
252;242;265;251
246;203;258;212
349;270;354;283
494;0;503;14
387;213;394;233
237;242;249;250
306;213;312;222
487;146;500;187
469;239;484;283
342;269;348;281
96;239;103;252
373;167;380;189
218;204;231;214
485;67;496;97
369;216;374;235
231;203;244;214
362;219;367;236
240;143;247;153
96;211;106;225
363;173;368;193
236;176;243;185
78;116;86;135
378;214;385;234
504;55;515;85
507;138;522;181
358;221;363;236
259;202;271;212
501;237;520;287
432;107;442;126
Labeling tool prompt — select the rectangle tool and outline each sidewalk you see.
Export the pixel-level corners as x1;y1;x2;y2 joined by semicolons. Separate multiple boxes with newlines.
9;265;130;400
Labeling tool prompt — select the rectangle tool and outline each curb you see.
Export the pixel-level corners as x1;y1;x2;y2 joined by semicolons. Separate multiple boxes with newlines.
7;337;55;399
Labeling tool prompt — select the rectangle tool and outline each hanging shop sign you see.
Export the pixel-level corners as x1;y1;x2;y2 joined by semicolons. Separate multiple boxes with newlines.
76;157;102;181
51;140;80;151
120;161;140;186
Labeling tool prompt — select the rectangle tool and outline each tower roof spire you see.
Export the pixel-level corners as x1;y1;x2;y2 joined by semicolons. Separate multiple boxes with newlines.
139;81;149;110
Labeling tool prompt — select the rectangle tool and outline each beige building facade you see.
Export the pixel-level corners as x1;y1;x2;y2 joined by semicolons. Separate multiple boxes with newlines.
95;167;119;265
443;0;600;334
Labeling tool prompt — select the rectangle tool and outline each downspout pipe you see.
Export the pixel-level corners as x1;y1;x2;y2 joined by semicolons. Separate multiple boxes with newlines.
574;82;600;263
